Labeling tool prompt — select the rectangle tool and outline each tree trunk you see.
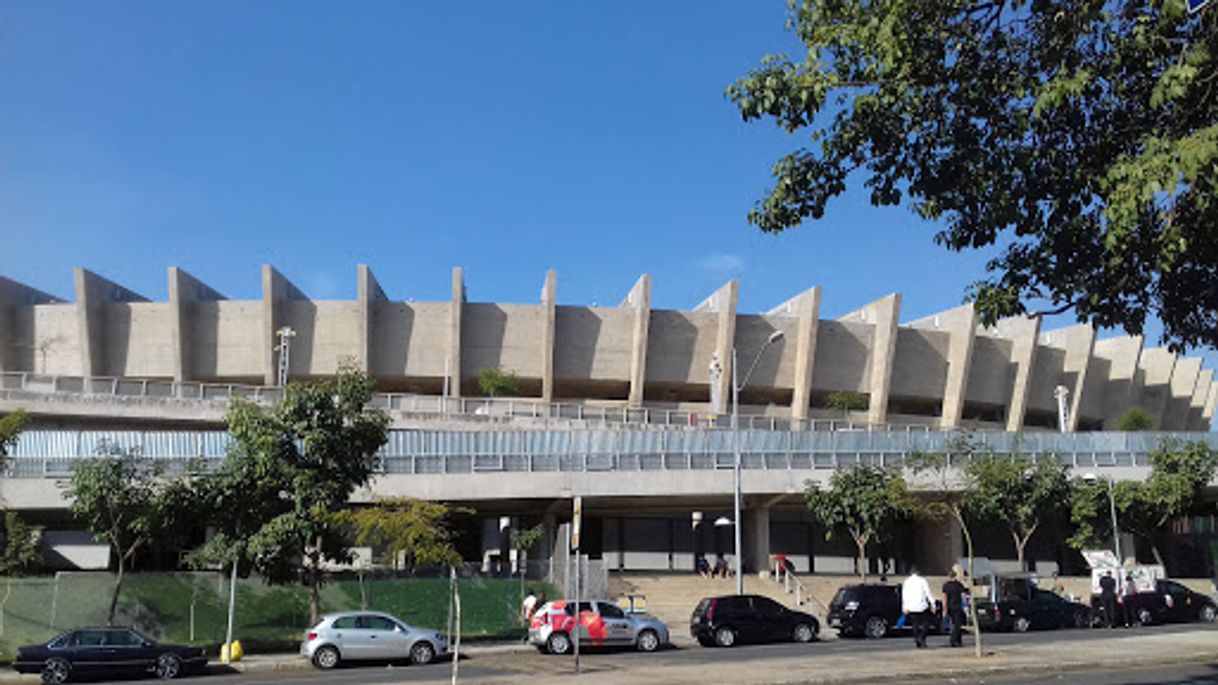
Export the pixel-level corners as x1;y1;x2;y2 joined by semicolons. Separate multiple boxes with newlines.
957;508;983;659
1150;541;1165;568
307;536;323;627
1012;529;1025;570
108;556;125;626
852;531;868;582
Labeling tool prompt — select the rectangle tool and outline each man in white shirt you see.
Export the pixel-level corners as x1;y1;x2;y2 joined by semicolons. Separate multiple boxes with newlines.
902;567;935;648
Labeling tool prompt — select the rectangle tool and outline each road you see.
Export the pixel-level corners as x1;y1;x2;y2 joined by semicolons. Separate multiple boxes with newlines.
152;623;1218;685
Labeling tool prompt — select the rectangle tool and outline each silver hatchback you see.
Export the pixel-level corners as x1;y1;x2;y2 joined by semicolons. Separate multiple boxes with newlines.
301;611;448;669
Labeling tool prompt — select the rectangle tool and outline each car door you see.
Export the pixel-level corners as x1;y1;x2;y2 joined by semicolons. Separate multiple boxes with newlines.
67;629;109;675
1031;591;1062;628
330;615;372;659
1161;581;1191;622
596;602;633;645
362;615;402;659
104;629;153;674
571;602;606;645
716;597;754;641
751;596;790;641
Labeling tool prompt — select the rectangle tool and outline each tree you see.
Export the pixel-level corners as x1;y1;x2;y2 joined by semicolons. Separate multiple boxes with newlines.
1115;406;1155;432
1070;440;1218;566
825;391;868;420
0;410;27;461
965;453;1070;568
478;368;520;398
0;511;41;576
335;498;464;570
191;367;390;626
730;1;1218;350
64;444;191;624
510;524;546;605
805;465;906;581
906;445;984;659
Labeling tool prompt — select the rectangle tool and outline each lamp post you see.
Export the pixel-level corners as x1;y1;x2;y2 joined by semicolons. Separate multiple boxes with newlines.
1083;472;1122;566
732;330;784;595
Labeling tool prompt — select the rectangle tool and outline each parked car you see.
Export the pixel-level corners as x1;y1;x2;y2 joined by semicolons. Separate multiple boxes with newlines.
690;594;819;647
12;627;206;684
827;583;942;639
975;577;1092;633
529;599;669;654
1109;579;1218;626
301;611;448;669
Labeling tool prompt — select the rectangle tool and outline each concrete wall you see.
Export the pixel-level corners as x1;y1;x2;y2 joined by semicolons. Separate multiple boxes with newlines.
280;300;361;376
104;303;176;378
13;304;83;376
644;311;720;386
811;321;872;393
890;328;950;399
965;335;1015;407
191;301;262;381
463;303;545;381
370;301;449;379
553;306;633;382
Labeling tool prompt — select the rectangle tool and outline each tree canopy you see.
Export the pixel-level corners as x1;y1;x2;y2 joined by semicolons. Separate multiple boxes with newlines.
0;410;27;461
965;454;1070;566
335;497;465;570
805;464;907;580
730;0;1218;349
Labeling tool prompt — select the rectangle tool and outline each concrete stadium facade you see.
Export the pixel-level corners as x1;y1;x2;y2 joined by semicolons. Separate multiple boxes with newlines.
1;265;1214;431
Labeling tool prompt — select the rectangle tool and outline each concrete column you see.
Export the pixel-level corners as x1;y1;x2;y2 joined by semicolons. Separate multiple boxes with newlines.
1187;369;1212;431
768;287;821;422
1202;381;1217;431
448;267;464;398
540;270;556;403
168;267;224;382
357;265;387;376
838;294;901;425
1091;336;1144;429
0;276;62;372
1163;357;1201;431
918;515;964;576
74;268;148;378
694;280;739;414
1136;348;1177;429
261;265;306;385
742;506;771;576
993;316;1041;432
622;274;651;407
1045;324;1096;432
909;303;977;429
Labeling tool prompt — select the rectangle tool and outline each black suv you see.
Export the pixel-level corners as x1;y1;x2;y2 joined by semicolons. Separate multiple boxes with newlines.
690;594;819;648
827;583;942;639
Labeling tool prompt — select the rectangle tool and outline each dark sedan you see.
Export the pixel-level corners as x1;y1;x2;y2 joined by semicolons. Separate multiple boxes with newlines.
690;594;819;647
13;627;206;684
1118;579;1218;626
977;588;1092;632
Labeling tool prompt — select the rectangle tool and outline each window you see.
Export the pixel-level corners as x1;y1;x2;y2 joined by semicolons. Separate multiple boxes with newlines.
71;631;106;647
752;597;785;617
564;602;595;616
332;616;360;630
105;630;142;647
365;616;399;631
597;603;625;619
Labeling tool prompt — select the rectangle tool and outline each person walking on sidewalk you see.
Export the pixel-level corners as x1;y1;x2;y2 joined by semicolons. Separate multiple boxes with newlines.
1100;571;1118;628
902;567;935;649
942;569;969;648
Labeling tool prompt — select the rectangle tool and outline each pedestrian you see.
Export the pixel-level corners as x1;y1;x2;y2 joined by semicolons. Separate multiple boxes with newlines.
714;553;730;579
521;587;539;624
901;566;935;649
1051;572;1067;597
1099;571;1117;628
1122;573;1139;627
942;569;969;648
695;553;711;579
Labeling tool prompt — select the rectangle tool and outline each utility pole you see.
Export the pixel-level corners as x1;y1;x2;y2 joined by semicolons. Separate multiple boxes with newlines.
274;327;296;387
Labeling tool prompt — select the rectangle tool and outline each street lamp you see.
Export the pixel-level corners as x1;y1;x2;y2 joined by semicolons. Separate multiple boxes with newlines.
1083;472;1122;566
732;330;784;595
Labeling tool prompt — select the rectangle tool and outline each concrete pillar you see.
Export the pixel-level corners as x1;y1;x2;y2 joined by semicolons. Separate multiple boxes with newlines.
1136;348;1177;429
357;265;387;376
919;515;964;576
743;507;771;576
768;287;822;422
540;270;556;402
168;267;224;382
622;274;651;407
1187;369;1212;430
0;276;62;372
1091;336;1143;429
261;265;306;386
448;267;464;398
1202;381;1218;431
1034;323;1095;432
838;294;901;425
694;280;739;414
909;303;976;429
993;316;1041;431
74;268;148;378
1163;357;1201;431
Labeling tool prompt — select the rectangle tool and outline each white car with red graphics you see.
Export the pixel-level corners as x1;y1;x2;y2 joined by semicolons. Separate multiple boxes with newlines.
528;600;670;655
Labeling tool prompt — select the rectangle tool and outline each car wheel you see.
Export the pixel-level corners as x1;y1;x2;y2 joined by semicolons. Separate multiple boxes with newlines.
546;632;571;655
1137;608;1154;626
636;629;660;652
312;645;341;670
793;623;815;643
1073;610;1092;629
864;616;888;640
41;658;71;685
714;626;736;648
155;653;182;679
410;641;436;665
1012;616;1031;633
1200;605;1217;623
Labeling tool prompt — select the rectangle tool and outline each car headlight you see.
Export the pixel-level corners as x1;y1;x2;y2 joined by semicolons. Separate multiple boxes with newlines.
844;601;859;611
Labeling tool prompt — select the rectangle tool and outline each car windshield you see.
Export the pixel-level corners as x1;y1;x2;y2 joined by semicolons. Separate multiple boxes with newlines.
832;587;860;605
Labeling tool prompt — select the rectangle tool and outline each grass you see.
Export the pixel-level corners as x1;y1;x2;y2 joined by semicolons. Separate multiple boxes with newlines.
0;573;554;662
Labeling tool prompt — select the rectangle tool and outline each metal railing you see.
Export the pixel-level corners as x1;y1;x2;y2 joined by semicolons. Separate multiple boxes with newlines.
7;428;1213;479
0;370;938;433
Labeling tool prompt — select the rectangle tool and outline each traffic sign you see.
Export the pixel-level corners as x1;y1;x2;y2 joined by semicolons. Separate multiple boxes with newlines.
1189;0;1210;13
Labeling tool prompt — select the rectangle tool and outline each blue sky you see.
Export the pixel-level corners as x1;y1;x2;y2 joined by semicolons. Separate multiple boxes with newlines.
1;1;1212;370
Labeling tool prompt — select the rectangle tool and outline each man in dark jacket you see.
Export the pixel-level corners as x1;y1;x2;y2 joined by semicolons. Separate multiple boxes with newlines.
942;570;969;648
1099;571;1118;628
